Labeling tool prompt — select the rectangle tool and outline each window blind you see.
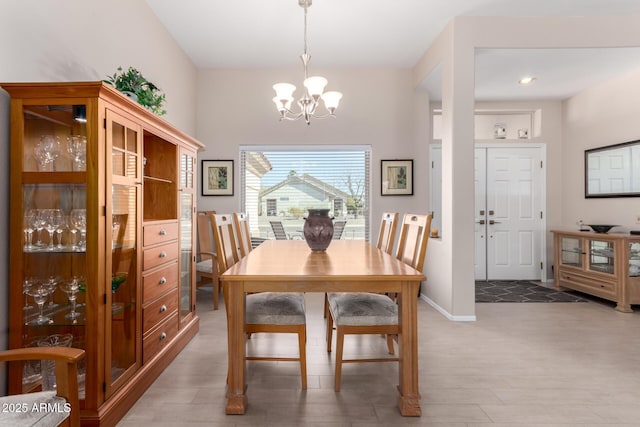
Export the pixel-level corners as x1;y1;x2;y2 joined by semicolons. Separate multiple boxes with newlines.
240;146;371;241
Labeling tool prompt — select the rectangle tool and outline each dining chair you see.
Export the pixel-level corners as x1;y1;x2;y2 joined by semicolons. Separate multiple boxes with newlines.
332;220;347;240
377;212;399;254
0;347;85;427
325;213;432;391
233;212;252;258
212;213;308;389
269;220;289;240
196;211;221;310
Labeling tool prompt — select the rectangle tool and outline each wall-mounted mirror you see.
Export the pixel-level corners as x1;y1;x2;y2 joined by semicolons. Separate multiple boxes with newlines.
585;140;640;198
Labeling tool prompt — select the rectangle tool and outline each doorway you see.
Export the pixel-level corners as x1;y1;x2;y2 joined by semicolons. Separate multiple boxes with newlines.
474;145;545;280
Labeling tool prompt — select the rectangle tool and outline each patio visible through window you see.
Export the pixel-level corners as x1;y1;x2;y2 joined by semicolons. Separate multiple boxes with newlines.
240;147;370;241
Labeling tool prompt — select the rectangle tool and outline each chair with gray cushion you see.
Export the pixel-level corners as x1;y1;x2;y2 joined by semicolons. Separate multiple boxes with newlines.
326;213;432;391
196;211;221;309
0;347;85;427
213;213;308;389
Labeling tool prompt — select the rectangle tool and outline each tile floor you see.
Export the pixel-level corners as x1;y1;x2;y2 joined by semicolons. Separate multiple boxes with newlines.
118;288;640;426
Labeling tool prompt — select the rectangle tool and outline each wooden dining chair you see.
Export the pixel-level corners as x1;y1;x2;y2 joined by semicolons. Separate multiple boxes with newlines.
196;211;221;309
212;213;308;389
0;347;85;427
377;212;399;254
325;213;432;391
233;212;252;258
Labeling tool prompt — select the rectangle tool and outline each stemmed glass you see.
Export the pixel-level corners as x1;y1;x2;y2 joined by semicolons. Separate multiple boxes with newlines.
61;277;81;321
43;209;63;250
55;215;66;249
23;211;36;250
34;135;61;171
67;135;87;171
23;278;34;312
70;209;87;250
28;209;46;247
25;281;53;325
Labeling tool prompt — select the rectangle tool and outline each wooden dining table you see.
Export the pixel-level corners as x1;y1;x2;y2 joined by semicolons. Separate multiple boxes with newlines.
221;239;425;416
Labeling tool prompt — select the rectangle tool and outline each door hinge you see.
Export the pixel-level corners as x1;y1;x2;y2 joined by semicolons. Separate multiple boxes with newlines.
540;160;543;168
431;161;434;168
540;211;543;219
103;206;107;217
103;382;107;393
104;293;107;304
540;262;544;270
104;118;107;129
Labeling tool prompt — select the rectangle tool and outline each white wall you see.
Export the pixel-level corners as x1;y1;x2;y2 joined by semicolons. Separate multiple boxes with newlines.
0;0;198;391
562;70;640;230
195;68;429;240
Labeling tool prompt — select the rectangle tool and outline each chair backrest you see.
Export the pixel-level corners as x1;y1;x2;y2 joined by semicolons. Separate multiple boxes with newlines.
197;211;216;260
395;213;433;271
332;220;347;240
233;212;252;257
270;221;288;240
211;213;240;274
376;212;398;254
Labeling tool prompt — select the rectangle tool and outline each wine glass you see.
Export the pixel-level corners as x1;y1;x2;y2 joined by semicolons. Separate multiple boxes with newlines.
29;209;46;247
43;209;63;250
67;135;87;171
61;277;81;321
23;211;36;250
25;281;53;325
23;278;34;311
55;214;67;249
70;209;87;250
34;135;61;171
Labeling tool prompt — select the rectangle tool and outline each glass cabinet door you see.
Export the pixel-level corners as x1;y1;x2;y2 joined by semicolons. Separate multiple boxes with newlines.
560;237;583;268
106;110;141;396
179;148;196;323
630;241;640;277
19;103;88;395
588;239;615;274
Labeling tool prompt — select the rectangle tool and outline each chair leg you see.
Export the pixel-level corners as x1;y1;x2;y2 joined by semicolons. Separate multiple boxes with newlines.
386;334;395;355
213;281;220;310
334;327;345;392
323;293;328;318
298;327;307;390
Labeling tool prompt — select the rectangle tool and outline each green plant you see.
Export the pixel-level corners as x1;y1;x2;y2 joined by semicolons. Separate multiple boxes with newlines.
104;66;166;116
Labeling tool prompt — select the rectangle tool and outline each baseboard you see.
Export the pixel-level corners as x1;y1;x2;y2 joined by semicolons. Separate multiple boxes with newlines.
419;293;477;322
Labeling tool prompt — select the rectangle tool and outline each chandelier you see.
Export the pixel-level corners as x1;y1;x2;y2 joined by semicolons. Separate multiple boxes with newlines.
272;0;342;125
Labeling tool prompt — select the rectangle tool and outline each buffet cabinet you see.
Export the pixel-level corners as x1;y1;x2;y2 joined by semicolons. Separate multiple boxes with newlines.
2;82;202;426
552;230;640;312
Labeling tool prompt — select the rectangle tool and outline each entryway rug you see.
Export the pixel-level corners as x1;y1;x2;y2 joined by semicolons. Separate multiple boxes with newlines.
475;280;588;303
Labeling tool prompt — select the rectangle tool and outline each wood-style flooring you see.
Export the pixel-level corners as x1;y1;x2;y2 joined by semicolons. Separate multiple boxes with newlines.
117;288;640;426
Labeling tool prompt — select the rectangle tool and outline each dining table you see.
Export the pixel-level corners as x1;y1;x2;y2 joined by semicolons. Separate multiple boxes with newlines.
220;239;425;416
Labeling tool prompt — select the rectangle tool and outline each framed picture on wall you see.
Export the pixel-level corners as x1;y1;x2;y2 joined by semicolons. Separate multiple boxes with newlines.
381;159;413;196
202;160;234;196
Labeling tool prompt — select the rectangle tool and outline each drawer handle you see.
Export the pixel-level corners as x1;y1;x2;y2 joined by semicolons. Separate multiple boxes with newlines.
159;251;167;258
160;305;167;313
159;332;167;341
159;277;167;285
159;229;167;236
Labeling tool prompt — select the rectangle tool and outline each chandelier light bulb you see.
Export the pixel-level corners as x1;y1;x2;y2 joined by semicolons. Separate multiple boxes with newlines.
321;91;343;112
303;76;328;97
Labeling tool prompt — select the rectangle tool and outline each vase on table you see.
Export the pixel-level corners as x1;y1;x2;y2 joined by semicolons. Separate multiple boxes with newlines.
303;208;334;252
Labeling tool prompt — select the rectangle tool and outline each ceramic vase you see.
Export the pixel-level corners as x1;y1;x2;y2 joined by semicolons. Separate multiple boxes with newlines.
303;209;334;251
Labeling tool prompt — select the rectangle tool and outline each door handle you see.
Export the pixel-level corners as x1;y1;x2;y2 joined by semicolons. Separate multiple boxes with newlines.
476;219;486;225
489;220;501;225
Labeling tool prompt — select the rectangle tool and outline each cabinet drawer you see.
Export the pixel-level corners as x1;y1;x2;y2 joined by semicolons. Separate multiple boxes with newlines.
143;312;179;364
559;270;616;297
143;261;178;303
143;242;178;270
143;221;178;247
143;288;178;335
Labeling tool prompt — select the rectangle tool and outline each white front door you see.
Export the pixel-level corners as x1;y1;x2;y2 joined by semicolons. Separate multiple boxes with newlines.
475;146;544;280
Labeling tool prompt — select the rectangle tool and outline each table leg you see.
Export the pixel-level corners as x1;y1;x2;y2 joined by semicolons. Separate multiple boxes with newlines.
225;282;247;414
397;280;421;416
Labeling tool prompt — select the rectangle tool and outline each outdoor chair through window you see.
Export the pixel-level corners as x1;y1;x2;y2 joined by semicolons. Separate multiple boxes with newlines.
332;220;347;240
269;220;289;240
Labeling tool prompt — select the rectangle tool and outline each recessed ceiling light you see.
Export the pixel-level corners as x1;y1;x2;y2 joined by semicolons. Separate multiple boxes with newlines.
518;76;537;85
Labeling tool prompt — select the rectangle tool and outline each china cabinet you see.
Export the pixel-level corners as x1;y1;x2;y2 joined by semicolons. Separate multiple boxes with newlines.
2;82;203;426
552;230;640;312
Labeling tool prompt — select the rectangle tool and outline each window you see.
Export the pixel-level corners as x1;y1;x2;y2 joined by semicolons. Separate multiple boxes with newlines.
240;146;371;241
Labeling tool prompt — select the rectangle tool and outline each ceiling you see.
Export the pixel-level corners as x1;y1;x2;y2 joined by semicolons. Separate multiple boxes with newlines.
146;0;640;101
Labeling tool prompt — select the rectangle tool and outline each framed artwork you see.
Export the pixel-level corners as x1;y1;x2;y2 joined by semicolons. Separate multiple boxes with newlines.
202;160;234;196
381;159;413;196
